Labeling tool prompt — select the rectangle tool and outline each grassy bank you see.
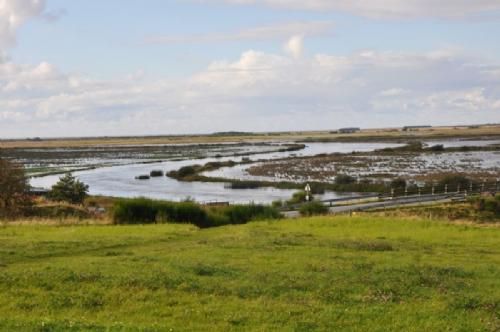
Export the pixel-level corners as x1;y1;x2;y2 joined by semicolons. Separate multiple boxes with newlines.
371;195;500;222
0;216;499;331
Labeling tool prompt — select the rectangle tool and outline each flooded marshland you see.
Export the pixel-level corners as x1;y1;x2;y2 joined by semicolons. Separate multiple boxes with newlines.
28;141;400;203
205;140;500;184
24;138;500;203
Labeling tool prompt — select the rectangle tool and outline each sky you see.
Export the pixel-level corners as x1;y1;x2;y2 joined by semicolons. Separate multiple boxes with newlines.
1;0;500;138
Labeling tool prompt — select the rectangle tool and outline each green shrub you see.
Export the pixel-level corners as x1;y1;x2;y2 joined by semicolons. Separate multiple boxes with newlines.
150;170;164;177
206;211;231;227
475;197;500;216
48;173;89;204
177;166;197;178
112;198;281;227
272;200;284;208
170;201;210;228
467;195;500;221
113;198;209;227
224;204;281;224
299;201;328;217
287;191;308;205
113;198;158;224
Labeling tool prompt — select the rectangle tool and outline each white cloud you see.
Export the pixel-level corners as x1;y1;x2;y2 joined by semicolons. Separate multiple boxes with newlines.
0;47;500;137
199;0;500;19
379;88;410;97
0;0;46;48
284;35;303;59
145;21;332;44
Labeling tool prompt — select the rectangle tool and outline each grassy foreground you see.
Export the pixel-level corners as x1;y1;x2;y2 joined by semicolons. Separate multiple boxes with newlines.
0;216;499;331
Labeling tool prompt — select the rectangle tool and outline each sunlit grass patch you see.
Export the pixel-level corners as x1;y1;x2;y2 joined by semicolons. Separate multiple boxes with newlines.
0;216;499;331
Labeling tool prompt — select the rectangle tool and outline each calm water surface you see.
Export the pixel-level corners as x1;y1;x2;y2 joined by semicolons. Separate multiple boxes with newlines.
32;140;495;203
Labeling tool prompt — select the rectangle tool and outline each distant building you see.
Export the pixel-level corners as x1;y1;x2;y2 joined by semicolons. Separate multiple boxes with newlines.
402;125;432;132
338;127;361;134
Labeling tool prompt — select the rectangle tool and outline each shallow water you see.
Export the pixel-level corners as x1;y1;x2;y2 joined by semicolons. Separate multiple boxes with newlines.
31;140;497;203
32;142;400;203
204;140;500;182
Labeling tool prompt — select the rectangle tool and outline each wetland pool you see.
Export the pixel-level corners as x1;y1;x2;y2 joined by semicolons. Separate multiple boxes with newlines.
30;140;499;203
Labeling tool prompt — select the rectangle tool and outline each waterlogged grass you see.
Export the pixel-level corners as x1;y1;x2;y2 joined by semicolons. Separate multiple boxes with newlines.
0;217;499;331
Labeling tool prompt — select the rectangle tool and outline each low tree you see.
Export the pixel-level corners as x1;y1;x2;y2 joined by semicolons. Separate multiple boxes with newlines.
0;158;32;218
48;173;89;204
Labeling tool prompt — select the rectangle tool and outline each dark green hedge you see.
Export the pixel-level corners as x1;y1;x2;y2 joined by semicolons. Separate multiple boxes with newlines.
112;198;282;228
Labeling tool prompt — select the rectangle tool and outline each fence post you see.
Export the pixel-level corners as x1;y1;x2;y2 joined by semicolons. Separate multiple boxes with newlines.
432;185;435;196
457;184;461;194
445;184;448;194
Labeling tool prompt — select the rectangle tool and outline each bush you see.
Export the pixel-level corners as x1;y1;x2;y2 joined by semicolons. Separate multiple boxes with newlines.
112;198;281;227
113;197;158;224
215;204;282;225
473;195;500;218
463;195;500;221
113;198;209;227
150;170;164;177
272;200;284;208
135;175;150;180
168;201;210;227
48;173;89;205
287;191;309;205
299;201;329;216
177;166;197;178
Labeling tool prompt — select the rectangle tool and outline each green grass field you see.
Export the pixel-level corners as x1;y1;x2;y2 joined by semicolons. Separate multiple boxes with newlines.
0;216;499;331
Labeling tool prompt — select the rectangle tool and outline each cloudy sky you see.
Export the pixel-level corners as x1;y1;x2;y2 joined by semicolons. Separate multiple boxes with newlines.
1;0;500;138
